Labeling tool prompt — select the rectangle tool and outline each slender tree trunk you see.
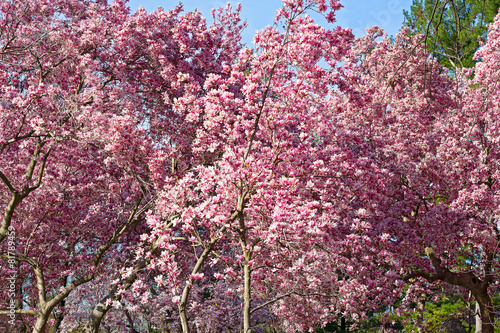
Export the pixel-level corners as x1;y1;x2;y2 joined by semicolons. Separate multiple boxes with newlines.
125;310;139;333
179;284;191;333
51;314;64;333
177;229;224;333
237;195;252;333
416;293;426;333
243;262;252;333
340;317;346;331
81;260;150;333
51;276;68;333
14;260;27;333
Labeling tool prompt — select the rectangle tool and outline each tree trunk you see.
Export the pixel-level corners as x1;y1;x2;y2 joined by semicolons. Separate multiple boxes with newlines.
416;293;426;333
179;285;191;333
82;258;152;333
340;317;346;331
82;302;111;333
15;260;27;333
51;313;65;333
51;276;68;333
243;262;252;333
475;301;482;333
33;313;49;333
125;310;139;333
237;193;252;333
177;233;223;333
474;291;495;333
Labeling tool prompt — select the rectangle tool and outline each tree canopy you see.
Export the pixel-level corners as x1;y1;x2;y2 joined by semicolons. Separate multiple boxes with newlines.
0;1;499;333
403;0;500;69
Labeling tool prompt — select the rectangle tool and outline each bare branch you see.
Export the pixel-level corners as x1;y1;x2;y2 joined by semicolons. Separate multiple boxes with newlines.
0;169;17;194
403;270;440;283
28;145;53;192
250;291;295;314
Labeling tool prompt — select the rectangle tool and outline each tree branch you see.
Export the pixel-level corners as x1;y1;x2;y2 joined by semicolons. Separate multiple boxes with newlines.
27;145;53;193
0;309;37;316
0;252;47;305
250;291;295;314
93;194;146;267
405;247;488;292
0;169;16;194
403;270;440;283
0;192;21;243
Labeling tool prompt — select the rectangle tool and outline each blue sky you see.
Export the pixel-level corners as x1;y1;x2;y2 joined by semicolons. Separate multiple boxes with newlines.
126;0;413;44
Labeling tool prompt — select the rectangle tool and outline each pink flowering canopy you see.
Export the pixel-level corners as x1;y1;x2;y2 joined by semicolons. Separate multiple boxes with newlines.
0;0;499;332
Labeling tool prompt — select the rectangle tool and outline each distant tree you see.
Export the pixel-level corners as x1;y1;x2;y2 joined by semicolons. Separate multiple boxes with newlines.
403;0;500;69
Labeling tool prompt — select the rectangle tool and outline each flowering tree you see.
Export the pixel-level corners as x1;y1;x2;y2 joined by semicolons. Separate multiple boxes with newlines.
339;19;500;332
0;0;161;331
146;1;408;332
0;0;244;332
1;0;500;332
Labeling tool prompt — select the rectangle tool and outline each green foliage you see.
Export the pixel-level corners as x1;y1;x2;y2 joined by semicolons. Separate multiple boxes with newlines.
316;290;500;333
315;311;402;333
403;0;500;69
406;296;473;332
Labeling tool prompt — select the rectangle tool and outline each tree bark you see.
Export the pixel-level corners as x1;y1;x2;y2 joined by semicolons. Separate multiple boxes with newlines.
51;276;69;333
179;291;190;333
13;260;27;333
237;193;252;333
1;142;51;243
125;309;139;333
51;312;65;333
423;247;495;333
82;302;111;333
474;291;494;333
33;311;50;333
416;293;426;333
178;246;214;333
475;300;482;333
243;262;252;333
0;192;22;243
